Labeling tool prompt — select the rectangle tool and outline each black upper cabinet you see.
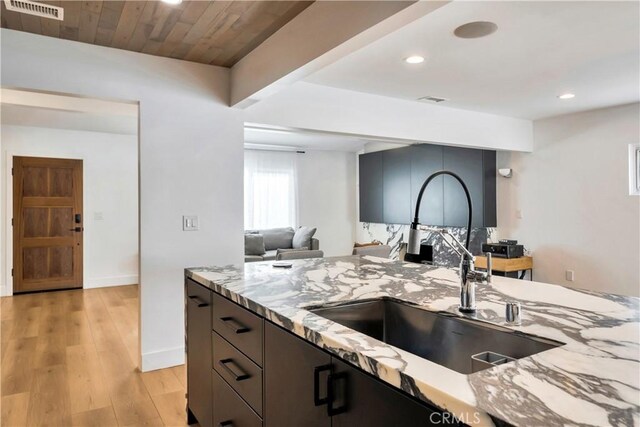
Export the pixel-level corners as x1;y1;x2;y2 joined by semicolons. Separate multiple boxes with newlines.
358;144;497;228
358;151;384;223
482;150;497;227
409;144;444;226
382;148;412;224
443;146;484;227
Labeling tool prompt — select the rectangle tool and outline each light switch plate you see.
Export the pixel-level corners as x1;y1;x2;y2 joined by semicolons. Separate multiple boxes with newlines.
565;270;575;282
183;215;199;231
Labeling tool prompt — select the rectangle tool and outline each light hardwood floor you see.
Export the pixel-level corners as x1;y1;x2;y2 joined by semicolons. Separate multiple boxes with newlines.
1;285;189;427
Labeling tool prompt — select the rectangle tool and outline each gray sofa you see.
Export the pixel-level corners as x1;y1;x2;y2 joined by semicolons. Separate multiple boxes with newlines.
245;227;319;262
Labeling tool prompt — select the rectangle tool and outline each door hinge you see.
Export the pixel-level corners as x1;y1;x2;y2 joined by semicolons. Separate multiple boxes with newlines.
11;268;14;277
11;218;14;226
11;167;14;175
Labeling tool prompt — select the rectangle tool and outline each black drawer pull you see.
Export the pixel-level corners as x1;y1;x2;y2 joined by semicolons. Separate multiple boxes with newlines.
313;364;332;406
220;316;250;334
187;295;209;307
327;372;348;416
218;358;250;381
219;422;233;427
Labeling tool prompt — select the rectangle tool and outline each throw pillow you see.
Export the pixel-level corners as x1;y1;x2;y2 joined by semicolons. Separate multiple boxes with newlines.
292;226;316;249
261;227;295;251
245;234;266;256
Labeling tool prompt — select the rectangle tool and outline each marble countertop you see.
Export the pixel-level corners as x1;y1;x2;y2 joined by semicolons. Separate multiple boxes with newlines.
186;256;639;427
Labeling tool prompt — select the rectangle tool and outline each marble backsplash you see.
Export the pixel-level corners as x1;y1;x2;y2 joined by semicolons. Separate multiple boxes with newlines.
358;222;495;267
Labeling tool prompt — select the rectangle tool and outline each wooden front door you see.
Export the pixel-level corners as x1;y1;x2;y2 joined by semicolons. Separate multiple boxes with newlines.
13;156;83;293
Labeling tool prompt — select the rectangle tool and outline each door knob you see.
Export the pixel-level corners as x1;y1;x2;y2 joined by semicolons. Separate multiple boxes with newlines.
69;227;84;232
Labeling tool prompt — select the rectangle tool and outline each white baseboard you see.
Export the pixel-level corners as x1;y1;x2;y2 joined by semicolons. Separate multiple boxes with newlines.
84;275;139;289
141;346;185;372
0;275;138;296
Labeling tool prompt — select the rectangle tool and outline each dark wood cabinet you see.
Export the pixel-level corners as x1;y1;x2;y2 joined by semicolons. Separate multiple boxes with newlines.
358;144;497;227
185;279;213;427
482;150;497;227
409;144;444;226
442;146;484;227
263;321;455;427
264;322;331;427
212;331;263;416
187;283;460;427
358;151;384;223
382;148;412;224
332;359;451;427
212;371;262;427
212;293;264;367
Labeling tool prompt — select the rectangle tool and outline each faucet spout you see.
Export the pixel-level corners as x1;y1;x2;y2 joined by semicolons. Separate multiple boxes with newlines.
406;170;491;314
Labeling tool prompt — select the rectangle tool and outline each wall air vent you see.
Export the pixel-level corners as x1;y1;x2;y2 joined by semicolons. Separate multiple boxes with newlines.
3;0;64;20
418;96;448;103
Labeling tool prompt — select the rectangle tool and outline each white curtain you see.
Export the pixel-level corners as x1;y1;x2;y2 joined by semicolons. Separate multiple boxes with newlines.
244;150;298;230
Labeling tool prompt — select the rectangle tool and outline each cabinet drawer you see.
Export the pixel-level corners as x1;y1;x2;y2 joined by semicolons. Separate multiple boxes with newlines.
213;332;263;416
187;279;212;308
213;370;262;427
213;293;263;366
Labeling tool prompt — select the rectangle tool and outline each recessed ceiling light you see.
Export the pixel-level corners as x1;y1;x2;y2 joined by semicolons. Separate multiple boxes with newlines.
405;55;425;64
558;93;576;100
161;0;182;4
454;21;498;39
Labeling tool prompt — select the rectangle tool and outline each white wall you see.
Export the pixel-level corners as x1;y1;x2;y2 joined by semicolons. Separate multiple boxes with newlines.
1;29;244;371
497;103;640;296
1;125;138;290
245;82;534;152
296;150;357;257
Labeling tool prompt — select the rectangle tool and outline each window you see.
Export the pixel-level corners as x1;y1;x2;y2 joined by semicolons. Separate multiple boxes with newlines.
244;150;298;230
630;143;640;196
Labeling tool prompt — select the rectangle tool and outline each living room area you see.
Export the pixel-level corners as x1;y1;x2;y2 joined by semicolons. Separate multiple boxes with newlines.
243;120;501;268
243;126;375;263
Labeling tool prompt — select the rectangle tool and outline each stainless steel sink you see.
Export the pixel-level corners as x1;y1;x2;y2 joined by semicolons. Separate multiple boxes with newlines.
310;299;563;374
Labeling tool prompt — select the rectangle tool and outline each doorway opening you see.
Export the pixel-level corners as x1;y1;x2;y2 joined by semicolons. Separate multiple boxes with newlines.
1;88;139;296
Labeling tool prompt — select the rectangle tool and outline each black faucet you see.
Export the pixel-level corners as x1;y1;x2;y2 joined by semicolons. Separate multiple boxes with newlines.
406;170;491;313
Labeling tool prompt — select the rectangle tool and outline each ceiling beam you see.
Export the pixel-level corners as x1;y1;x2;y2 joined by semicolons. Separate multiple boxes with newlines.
0;88;138;116
230;1;449;108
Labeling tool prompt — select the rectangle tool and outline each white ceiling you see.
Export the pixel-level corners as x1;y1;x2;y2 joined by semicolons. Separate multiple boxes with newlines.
306;1;640;120
244;127;405;152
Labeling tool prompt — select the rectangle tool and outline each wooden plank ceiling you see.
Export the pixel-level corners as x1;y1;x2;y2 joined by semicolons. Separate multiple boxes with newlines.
0;1;313;67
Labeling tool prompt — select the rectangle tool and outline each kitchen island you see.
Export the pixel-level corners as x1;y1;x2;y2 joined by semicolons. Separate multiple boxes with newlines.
185;256;639;427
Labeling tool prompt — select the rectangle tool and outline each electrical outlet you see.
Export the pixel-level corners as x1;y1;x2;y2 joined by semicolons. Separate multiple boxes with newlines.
565;270;575;282
183;215;199;231
516;209;523;219
94;212;104;221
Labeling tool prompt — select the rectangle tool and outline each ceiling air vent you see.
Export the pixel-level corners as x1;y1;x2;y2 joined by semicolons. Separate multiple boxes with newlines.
3;0;64;20
418;96;448;103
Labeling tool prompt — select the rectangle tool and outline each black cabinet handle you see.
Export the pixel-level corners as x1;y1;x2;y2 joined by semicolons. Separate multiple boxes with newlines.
313;364;332;406
220;316;250;334
218;358;250;381
327;372;348;416
187;295;209;307
219;422;233;427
